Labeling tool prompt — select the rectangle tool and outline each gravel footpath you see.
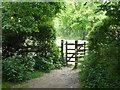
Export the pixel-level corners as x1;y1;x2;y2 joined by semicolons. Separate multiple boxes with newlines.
11;66;80;88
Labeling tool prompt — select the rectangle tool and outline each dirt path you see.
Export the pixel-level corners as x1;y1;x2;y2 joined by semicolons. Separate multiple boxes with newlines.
11;66;80;88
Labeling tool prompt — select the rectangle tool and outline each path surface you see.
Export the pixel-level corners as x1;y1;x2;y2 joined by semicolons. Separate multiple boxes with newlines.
11;66;80;88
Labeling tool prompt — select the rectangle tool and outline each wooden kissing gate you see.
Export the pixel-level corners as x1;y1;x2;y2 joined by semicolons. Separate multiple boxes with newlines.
61;40;87;69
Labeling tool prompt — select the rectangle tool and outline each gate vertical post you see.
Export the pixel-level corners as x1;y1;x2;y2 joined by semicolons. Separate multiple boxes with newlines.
74;40;78;69
84;42;86;60
61;40;64;64
66;41;68;66
84;42;86;55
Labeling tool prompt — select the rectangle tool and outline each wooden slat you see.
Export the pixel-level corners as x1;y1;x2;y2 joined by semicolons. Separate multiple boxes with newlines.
65;41;88;64
67;56;84;58
67;49;75;50
67;52;85;54
84;42;86;55
67;55;85;57
67;61;75;62
77;43;86;45
67;57;76;58
61;40;64;63
66;41;68;65
67;54;85;58
78;49;87;51
65;43;86;45
66;43;75;45
67;48;88;51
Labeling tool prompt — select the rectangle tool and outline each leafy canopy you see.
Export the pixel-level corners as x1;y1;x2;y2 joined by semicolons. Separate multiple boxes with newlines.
2;2;65;33
54;2;106;40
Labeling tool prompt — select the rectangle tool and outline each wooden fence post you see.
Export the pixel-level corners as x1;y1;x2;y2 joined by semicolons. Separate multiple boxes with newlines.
83;42;86;61
66;41;68;66
61;40;64;64
74;40;78;69
84;42;86;55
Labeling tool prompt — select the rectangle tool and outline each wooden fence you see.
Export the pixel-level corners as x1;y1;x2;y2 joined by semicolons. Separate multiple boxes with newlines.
61;40;88;68
18;40;87;69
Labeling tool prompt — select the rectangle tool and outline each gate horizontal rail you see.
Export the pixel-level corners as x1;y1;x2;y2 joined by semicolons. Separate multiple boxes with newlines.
61;40;88;68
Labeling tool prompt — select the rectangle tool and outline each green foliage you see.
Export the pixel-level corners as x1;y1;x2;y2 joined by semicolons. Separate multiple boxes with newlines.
2;2;65;33
80;2;120;88
2;82;11;89
98;2;120;19
2;71;43;89
2;2;65;59
2;55;63;82
33;56;54;72
54;2;105;40
29;71;43;79
2;30;27;59
31;24;57;55
2;55;35;82
54;63;62;69
50;43;64;65
2;2;65;85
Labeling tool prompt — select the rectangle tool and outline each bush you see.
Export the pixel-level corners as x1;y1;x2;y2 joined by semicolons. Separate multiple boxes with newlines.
54;63;62;69
33;56;54;72
2;55;35;82
2;2;64;59
80;17;120;88
49;43;65;65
